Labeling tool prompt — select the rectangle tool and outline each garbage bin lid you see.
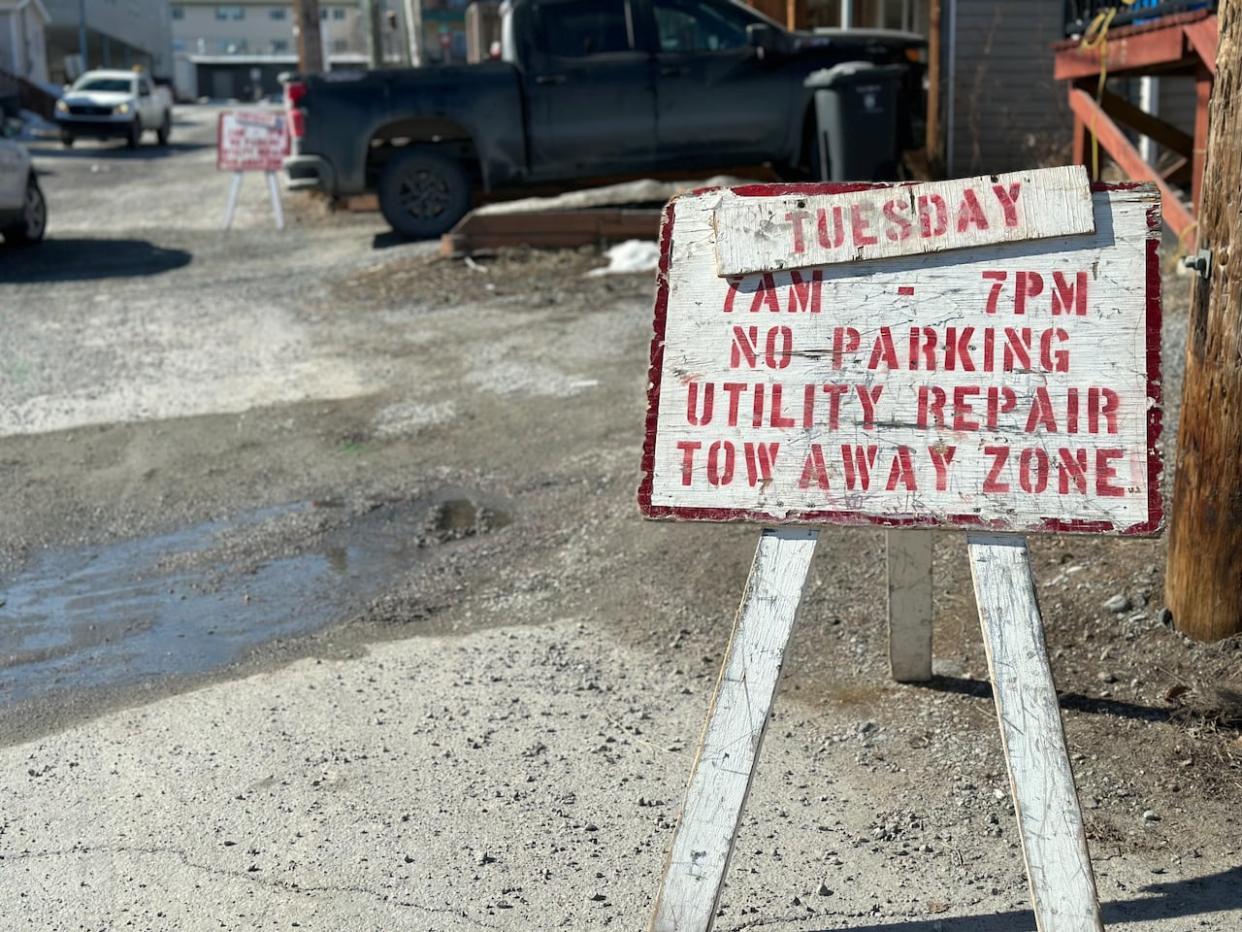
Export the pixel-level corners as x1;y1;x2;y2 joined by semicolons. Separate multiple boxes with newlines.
804;60;907;88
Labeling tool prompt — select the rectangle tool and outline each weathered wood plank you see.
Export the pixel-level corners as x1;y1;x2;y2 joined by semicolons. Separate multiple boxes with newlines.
968;532;1103;932
887;529;933;682
639;184;1163;536
712;167;1095;276
649;528;818;932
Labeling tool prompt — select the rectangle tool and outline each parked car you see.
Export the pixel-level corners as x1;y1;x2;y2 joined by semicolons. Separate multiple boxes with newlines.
283;0;923;238
54;69;173;149
0;131;46;245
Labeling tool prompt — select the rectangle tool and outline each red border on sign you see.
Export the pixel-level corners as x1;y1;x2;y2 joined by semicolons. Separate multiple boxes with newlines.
636;181;1164;537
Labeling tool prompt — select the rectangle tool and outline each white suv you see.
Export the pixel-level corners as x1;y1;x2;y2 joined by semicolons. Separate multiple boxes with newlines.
0;132;46;245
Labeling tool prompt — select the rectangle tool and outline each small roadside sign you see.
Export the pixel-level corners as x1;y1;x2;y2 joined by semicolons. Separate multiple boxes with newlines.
217;110;289;230
640;173;1161;535
642;169;1161;932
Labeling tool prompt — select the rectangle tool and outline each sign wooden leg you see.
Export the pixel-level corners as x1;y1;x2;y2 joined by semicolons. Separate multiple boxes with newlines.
967;532;1103;932
649;527;819;932
265;171;285;231
222;171;243;230
886;529;933;682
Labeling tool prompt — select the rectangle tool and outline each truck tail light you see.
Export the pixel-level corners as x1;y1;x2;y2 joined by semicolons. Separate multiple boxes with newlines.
285;80;307;139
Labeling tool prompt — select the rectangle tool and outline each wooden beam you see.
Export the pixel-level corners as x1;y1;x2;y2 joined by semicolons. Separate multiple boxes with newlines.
1161;155;1191;184
1054;23;1187;80
649;529;819;932
1184;15;1220;74
440;208;662;255
1098;87;1193;159
969;533;1103;932
1193;65;1212;217
1068;87;1195;235
1167;0;1242;642
887;530;933;682
925;0;942;174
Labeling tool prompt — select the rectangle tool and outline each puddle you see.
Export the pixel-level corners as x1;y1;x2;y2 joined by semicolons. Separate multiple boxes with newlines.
0;494;510;708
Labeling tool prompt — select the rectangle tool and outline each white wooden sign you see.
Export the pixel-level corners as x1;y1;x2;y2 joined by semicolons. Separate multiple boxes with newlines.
713;166;1096;276
640;175;1162;536
643;171;1161;932
217;109;288;231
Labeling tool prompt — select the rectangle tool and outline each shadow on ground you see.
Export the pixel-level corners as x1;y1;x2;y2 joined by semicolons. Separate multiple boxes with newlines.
28;141;210;161
805;867;1242;931
0;238;192;283
921;675;1175;725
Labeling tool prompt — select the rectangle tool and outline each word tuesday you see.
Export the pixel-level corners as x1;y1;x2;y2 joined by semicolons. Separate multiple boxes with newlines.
782;182;1027;255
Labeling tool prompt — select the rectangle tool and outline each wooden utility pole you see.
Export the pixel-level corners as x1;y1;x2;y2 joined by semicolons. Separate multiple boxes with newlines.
1166;0;1240;642
926;0;942;176
293;0;325;74
364;0;384;68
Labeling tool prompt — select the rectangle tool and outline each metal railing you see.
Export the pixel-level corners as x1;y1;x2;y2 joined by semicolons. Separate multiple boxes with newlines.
1063;0;1217;37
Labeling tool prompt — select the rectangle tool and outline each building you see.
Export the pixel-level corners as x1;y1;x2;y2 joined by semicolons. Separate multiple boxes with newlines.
40;0;174;83
0;0;51;85
169;0;391;99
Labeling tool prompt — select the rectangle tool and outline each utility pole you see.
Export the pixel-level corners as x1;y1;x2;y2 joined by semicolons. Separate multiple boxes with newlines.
403;0;422;66
364;0;384;68
77;0;88;75
1166;0;1240;641
293;0;325;74
926;0;942;176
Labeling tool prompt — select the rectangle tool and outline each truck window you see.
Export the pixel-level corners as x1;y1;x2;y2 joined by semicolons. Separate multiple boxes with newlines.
532;0;632;57
654;0;751;53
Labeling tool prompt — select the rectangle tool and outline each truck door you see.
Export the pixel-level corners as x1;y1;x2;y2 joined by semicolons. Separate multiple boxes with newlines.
523;0;656;179
647;0;792;168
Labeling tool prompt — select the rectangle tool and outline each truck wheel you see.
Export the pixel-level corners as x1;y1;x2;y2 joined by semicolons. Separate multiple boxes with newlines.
378;148;471;240
61;135;75;148
157;113;171;146
2;176;47;246
127;117;142;149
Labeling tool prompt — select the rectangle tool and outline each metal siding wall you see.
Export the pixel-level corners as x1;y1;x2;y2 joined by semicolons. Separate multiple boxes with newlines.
950;0;1070;175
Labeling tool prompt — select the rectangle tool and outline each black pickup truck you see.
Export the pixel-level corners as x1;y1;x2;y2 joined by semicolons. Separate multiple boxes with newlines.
283;0;924;238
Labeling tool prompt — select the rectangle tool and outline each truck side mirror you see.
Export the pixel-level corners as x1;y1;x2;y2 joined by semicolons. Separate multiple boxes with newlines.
746;23;781;60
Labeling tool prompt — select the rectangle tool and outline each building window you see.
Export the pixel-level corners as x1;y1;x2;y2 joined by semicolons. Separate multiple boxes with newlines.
271;38;289;52
332;7;346;19
332;37;349;51
216;5;245;20
269;7;287;18
171;5;185;19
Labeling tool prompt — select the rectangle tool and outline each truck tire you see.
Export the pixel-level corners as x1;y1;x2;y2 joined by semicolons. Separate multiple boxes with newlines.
61;135;74;148
157;113;171;146
127;117;142;149
377;148;471;240
2;175;47;246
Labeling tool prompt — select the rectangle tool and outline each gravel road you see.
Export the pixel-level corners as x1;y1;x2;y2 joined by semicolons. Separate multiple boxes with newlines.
0;106;1238;931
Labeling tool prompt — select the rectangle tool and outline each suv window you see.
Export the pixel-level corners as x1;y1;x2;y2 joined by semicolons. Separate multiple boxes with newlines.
532;0;631;57
655;0;752;53
139;78;153;96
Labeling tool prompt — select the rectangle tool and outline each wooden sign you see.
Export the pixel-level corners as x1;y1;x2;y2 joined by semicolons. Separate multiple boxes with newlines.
217;109;289;173
217;110;288;231
713;166;1096;275
639;176;1162;536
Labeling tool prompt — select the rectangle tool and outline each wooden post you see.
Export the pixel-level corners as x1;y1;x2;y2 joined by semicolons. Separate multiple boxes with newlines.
968;533;1103;932
925;0;942;175
266;171;285;230
222;172;243;230
293;0;324;75
364;0;384;68
886;529;933;682
649;528;818;932
1167;0;1242;642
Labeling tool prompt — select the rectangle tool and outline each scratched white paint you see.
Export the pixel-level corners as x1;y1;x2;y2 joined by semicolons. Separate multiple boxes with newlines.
968;533;1104;932
713;167;1096;276
649;528;818;932
643;184;1160;534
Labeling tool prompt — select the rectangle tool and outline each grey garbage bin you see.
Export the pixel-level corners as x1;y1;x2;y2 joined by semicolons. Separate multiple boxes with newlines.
805;61;906;182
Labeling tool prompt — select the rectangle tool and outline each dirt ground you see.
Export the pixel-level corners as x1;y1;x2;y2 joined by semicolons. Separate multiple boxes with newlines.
0;106;1239;931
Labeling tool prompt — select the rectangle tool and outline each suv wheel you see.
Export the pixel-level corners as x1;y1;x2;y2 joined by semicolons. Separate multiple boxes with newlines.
2;175;47;245
377;148;471;240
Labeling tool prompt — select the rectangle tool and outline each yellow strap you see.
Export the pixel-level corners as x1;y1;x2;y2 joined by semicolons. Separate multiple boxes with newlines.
1077;1;1138;180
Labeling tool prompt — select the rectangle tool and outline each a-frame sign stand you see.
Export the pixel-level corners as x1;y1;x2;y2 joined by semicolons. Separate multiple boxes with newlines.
639;169;1162;932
